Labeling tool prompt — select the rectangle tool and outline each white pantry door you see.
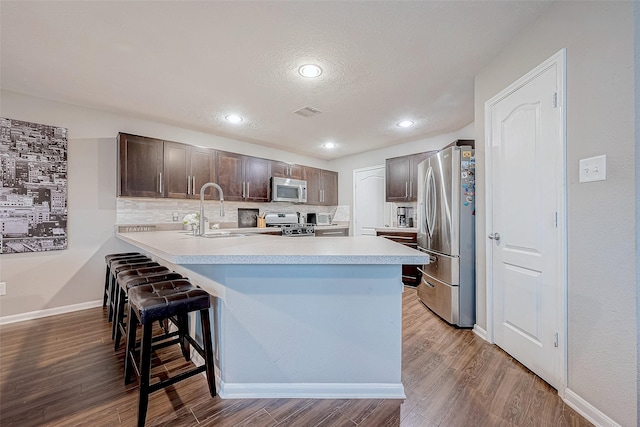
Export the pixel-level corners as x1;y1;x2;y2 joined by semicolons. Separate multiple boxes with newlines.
486;51;566;390
353;166;385;236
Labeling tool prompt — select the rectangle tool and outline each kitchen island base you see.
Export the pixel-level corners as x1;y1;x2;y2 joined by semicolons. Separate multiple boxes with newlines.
178;263;405;399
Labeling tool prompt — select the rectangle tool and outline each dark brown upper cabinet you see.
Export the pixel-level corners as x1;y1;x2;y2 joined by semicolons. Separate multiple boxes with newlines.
271;161;303;180
243;155;271;202
119;133;163;198
164;141;216;199
444;139;475;149
118;132;340;205
304;167;338;206
163;141;190;199
215;151;271;202
385;151;434;202
189;146;217;199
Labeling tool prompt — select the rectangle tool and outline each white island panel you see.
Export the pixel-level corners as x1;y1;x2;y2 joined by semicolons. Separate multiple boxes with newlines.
188;263;404;398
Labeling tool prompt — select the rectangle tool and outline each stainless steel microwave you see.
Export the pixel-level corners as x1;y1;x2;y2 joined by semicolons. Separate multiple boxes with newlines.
271;177;307;203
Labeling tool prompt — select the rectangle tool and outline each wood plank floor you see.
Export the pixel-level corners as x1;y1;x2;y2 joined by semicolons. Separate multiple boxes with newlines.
0;287;592;427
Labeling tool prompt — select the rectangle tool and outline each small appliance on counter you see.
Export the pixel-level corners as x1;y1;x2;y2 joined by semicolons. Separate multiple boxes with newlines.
397;207;413;228
307;213;316;225
307;212;332;225
265;212;315;236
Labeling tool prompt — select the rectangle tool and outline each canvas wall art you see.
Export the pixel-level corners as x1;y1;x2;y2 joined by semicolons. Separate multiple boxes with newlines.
0;118;68;253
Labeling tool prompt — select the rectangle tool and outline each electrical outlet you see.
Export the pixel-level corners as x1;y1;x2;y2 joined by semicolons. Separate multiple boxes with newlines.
579;155;607;183
0;282;6;296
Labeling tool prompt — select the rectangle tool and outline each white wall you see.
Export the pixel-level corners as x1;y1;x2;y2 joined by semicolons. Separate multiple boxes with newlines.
328;123;474;208
474;2;636;426
0;90;330;319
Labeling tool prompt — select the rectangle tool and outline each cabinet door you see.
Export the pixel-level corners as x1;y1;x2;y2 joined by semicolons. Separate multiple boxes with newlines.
243;155;271;202
271;161;303;179
119;133;163;198
215;151;244;201
303;166;322;205
385;155;411;202
376;231;420;286
315;227;349;237
321;170;338;206
163;141;190;199
190;147;216;199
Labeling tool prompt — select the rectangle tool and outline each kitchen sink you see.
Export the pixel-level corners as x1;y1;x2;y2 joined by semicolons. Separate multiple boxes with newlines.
201;232;247;238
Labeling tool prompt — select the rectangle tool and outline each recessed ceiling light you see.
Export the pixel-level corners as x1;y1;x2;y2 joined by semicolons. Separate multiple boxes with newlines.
225;114;243;123
322;142;336;149
298;64;323;78
397;120;415;128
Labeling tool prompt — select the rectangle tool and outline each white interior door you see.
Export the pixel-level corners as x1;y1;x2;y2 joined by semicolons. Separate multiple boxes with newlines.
353;166;385;236
486;51;566;390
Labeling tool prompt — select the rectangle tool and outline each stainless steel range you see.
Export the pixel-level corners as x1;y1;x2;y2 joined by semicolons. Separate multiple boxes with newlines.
264;212;315;236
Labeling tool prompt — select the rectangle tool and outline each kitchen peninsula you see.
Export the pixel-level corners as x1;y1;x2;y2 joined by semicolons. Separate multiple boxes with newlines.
116;230;428;399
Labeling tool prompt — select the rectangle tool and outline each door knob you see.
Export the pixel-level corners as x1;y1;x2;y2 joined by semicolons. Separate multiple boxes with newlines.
488;232;501;241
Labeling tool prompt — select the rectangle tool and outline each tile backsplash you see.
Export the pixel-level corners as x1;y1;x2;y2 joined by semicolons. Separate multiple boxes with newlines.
117;198;349;227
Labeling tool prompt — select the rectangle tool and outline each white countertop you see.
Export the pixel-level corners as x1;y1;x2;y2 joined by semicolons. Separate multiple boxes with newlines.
375;227;418;233
116;230;427;265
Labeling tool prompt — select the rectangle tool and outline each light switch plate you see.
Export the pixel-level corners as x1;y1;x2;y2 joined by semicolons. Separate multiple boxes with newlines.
579;155;607;183
0;282;5;296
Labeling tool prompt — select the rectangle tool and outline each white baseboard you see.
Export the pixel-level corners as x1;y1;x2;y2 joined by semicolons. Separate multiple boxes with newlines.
191;349;404;399
218;381;406;400
473;324;488;341
0;300;103;325
563;388;622;427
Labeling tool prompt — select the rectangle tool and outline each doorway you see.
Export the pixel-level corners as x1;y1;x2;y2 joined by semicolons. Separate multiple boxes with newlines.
353;166;385;236
484;49;567;391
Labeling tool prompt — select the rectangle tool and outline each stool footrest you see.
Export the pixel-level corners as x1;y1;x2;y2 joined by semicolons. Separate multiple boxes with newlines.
148;365;206;394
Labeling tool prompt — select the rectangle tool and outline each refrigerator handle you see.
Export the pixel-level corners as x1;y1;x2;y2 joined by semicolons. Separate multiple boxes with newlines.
425;166;436;237
428;167;437;236
424;168;431;236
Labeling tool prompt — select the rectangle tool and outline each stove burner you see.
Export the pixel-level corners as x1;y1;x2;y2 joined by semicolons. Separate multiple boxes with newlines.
280;223;315;236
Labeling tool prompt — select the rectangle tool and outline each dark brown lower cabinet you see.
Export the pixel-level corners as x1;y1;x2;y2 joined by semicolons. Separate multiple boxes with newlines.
376;230;420;286
315;227;349;237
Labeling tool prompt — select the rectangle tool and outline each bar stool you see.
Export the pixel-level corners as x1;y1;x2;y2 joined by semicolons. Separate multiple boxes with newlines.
106;256;150;314
112;267;183;350
111;265;172;341
104;253;146;319
108;259;158;322
124;279;216;427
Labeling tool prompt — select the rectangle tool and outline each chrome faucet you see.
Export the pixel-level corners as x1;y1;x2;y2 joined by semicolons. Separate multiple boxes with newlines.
199;182;224;236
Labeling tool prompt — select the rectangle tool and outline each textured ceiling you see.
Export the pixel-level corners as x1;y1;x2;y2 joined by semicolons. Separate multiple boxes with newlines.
0;1;553;160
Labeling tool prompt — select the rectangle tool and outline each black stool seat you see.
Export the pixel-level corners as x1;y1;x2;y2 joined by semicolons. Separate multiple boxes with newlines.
105;252;142;263
128;280;210;324
111;264;173;343
113;269;183;350
103;253;144;310
108;259;157;321
125;279;216;427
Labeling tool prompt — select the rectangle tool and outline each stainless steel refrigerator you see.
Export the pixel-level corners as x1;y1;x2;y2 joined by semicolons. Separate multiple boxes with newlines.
416;146;475;327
